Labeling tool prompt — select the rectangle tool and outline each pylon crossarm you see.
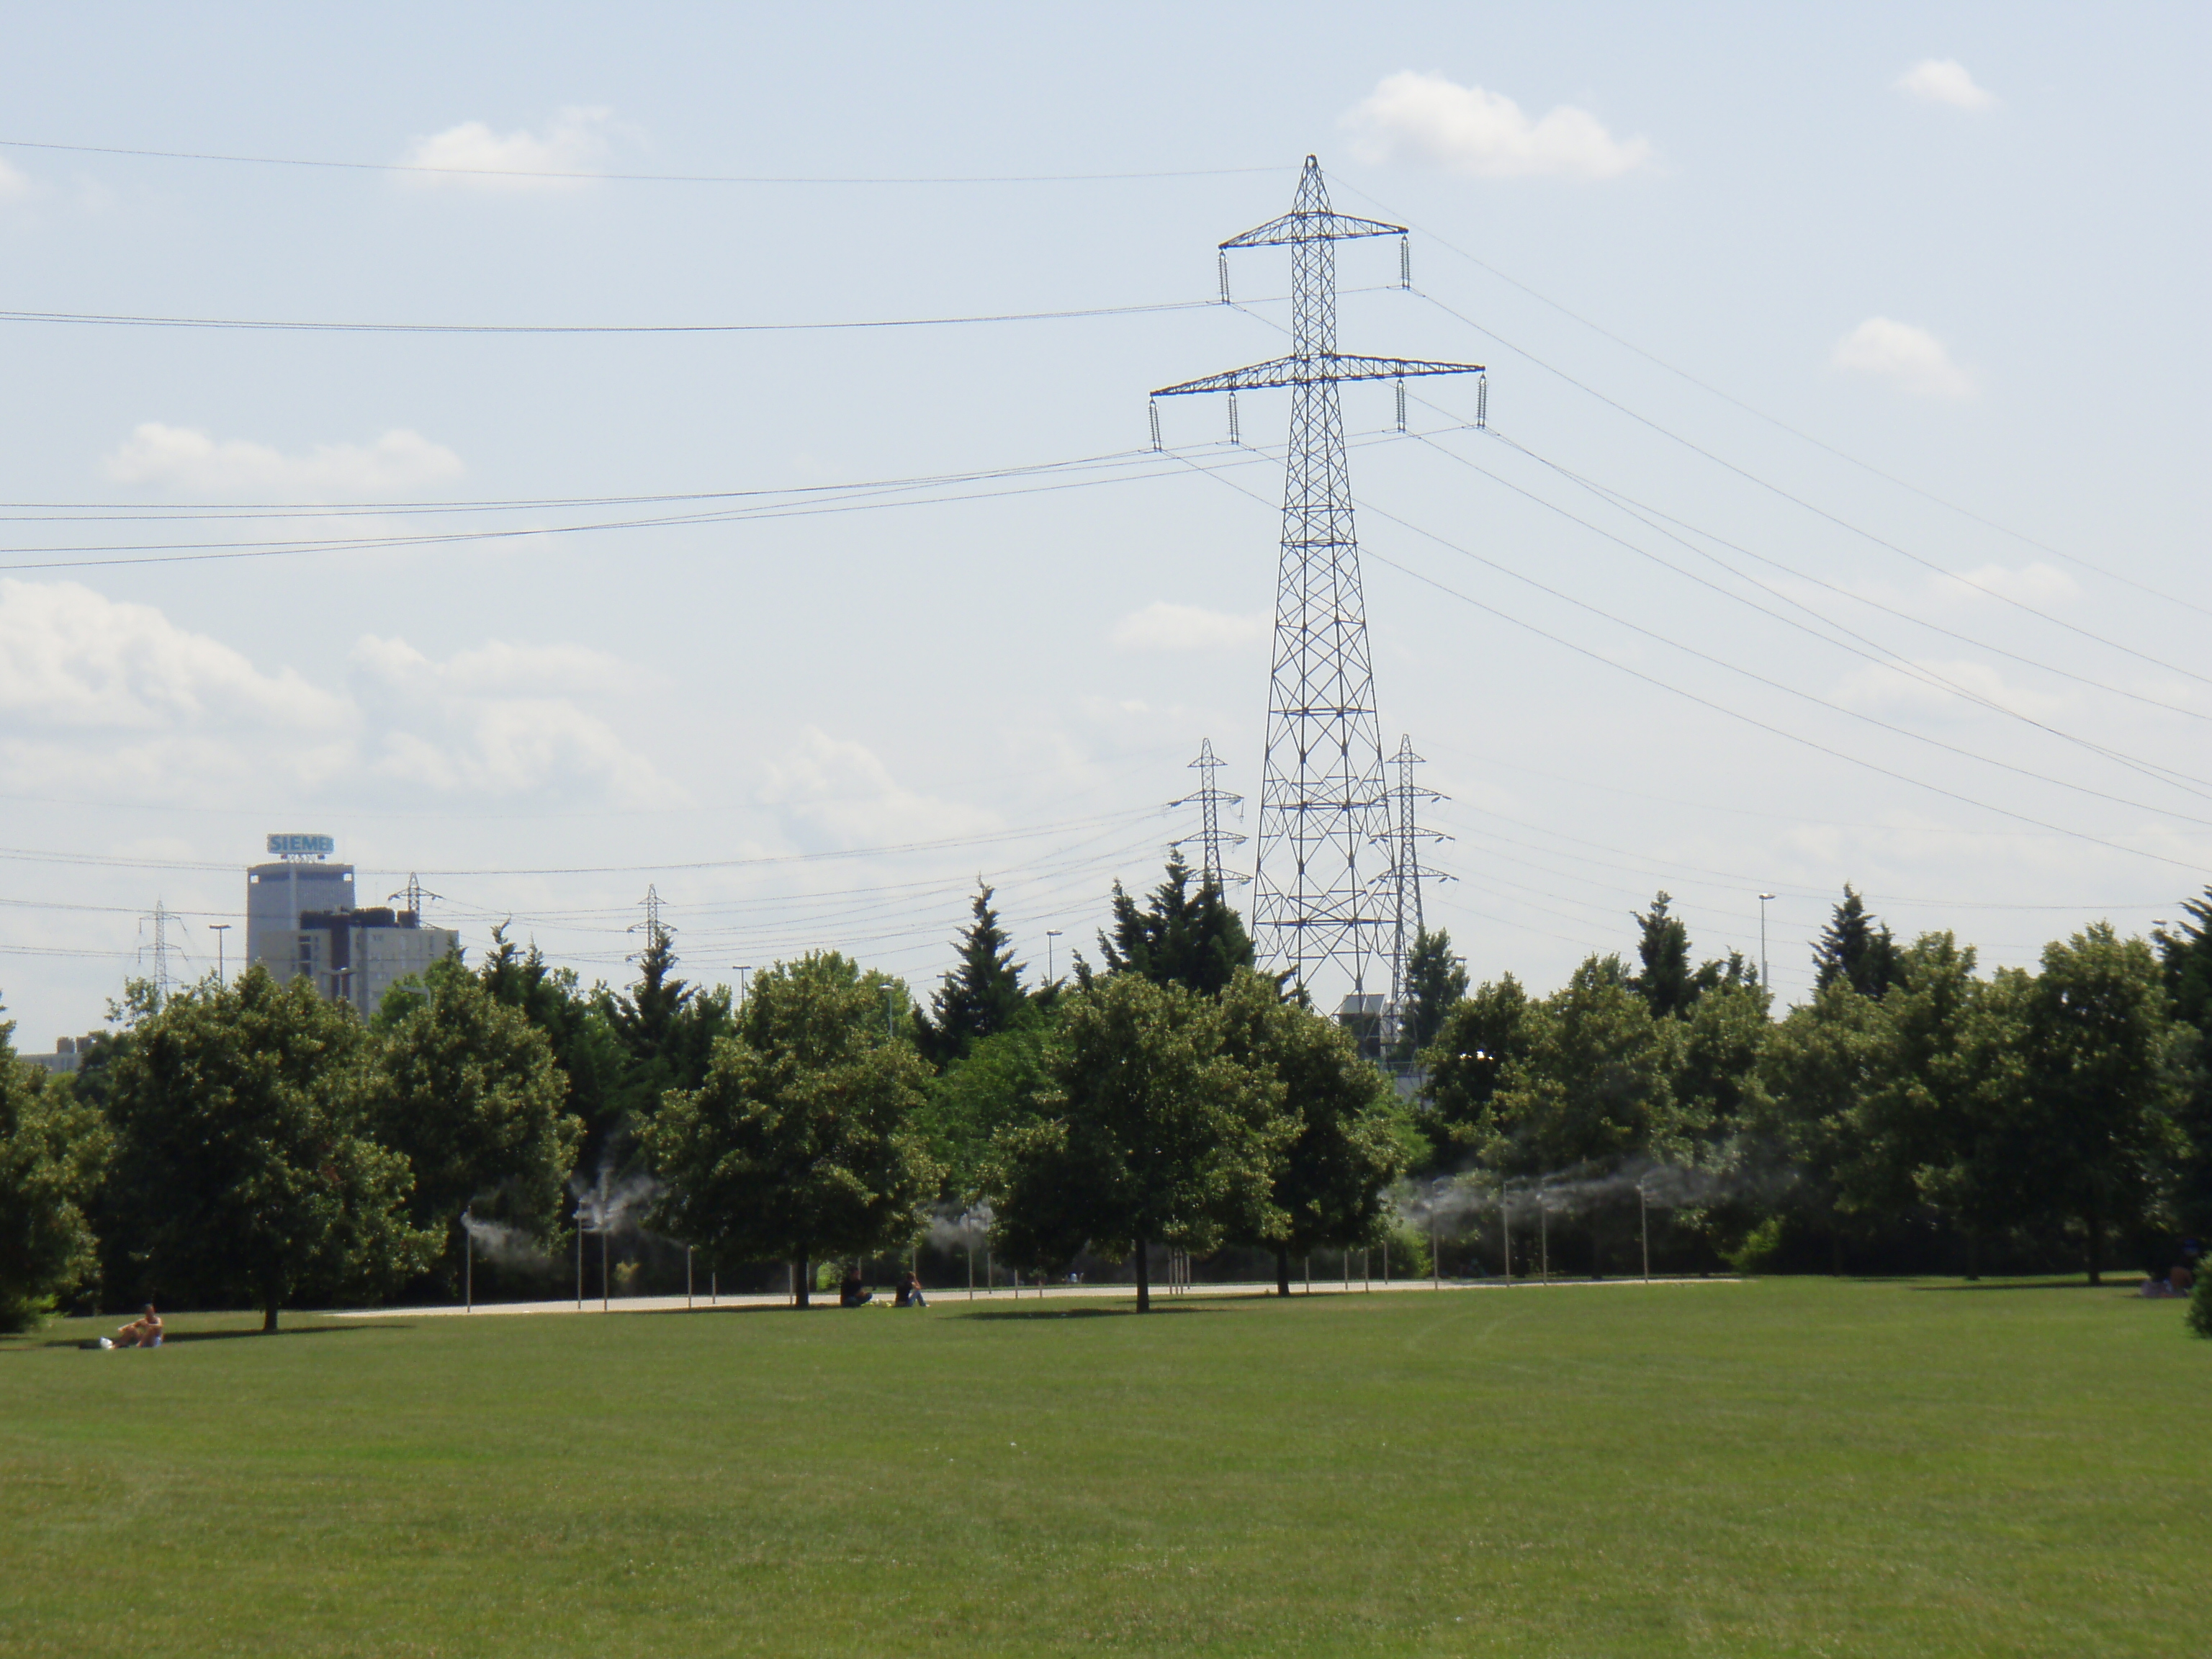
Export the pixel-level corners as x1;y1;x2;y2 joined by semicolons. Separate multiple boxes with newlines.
1153;354;1485;397
1220;209;1407;248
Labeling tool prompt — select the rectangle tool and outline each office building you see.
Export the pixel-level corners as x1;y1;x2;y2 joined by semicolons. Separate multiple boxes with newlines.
246;836;458;1019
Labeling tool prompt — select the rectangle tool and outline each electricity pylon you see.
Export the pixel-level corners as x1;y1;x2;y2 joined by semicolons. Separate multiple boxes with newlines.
1152;156;1482;996
1377;735;1452;1041
1171;737;1248;893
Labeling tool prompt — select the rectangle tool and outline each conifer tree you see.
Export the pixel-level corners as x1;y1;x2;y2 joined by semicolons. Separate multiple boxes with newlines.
1631;892;1697;1019
1813;885;1904;999
913;883;1030;1067
1086;851;1256;999
1393;926;1467;1064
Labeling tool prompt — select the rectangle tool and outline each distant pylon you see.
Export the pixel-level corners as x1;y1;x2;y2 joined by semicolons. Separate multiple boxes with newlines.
138;899;174;1003
1171;738;1249;892
629;884;673;959
1153;156;1483;995
388;873;437;922
1378;736;1453;1039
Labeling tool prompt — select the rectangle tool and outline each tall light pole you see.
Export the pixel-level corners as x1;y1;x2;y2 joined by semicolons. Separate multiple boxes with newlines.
732;965;752;1006
1045;930;1064;984
208;922;230;983
1758;894;1776;995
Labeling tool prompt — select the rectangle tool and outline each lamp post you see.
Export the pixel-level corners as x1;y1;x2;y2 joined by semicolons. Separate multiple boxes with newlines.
463;1206;473;1312
1758;894;1776;994
208;922;230;983
1046;930;1064;983
732;965;752;1006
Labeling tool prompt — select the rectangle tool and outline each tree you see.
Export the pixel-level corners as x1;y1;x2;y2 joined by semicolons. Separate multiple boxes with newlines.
2153;891;2212;1236
102;966;433;1330
478;925;631;1184
2016;923;2188;1283
367;956;585;1268
642;952;938;1308
1084;851;1256;998
1478;957;1680;1177
920;1020;1059;1199
1813;886;1903;999
0;1008;112;1331
986;974;1288;1310
1218;969;1406;1295
1630;892;1696;1019
1420;976;1533;1166
603;929;734;1133
1753;981;1891;1272
1393;926;1467;1064
913;883;1031;1067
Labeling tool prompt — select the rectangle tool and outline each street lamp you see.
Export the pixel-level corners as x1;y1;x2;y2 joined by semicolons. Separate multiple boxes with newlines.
207;923;230;983
1758;894;1777;994
1046;930;1064;984
732;965;752;1005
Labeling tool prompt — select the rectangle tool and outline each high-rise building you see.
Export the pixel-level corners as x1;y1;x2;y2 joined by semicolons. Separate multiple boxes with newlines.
246;835;457;1018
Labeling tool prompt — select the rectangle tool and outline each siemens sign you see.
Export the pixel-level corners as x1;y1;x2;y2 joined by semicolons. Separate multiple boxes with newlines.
266;833;336;858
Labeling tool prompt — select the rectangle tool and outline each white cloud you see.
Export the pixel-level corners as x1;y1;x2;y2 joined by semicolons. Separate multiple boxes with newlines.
1110;602;1269;653
398;107;622;190
1833;658;2069;721
1341;71;1652;180
104;423;464;500
1934;562;2078;608
0;158;33;202
1830;318;1974;399
0;579;674;805
759;725;997;847
0;578;346;731
1895;59;1997;112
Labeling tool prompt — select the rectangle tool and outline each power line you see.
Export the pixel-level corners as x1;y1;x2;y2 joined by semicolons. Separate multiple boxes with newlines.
1331;175;2212;626
0;136;1282;186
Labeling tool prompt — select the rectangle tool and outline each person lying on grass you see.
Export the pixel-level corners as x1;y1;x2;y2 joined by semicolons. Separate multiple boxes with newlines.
111;1305;163;1347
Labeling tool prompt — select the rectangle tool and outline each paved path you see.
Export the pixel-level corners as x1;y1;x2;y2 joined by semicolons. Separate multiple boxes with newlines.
329;1274;1737;1319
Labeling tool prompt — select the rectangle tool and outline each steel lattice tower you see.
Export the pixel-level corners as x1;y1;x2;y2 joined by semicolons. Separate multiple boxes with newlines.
1380;734;1452;1031
1172;737;1249;893
1154;156;1482;995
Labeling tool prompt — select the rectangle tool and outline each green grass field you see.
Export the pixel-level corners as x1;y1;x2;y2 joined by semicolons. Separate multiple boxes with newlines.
1;1277;2202;1656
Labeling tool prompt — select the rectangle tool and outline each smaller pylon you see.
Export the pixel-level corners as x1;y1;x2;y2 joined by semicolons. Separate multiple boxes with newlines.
1377;737;1453;1044
388;873;437;922
629;884;673;959
1172;739;1249;893
138;899;174;1003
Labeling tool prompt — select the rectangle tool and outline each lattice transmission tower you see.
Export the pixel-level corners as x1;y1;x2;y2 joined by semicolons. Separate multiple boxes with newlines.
1170;737;1248;893
1379;735;1452;1033
1153;156;1483;996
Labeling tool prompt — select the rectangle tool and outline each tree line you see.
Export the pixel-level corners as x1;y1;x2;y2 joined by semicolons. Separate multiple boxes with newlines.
7;857;2212;1331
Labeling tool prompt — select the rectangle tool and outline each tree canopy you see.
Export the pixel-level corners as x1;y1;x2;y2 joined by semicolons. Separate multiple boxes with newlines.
1084;851;1256;999
913;883;1033;1066
0;1004;112;1331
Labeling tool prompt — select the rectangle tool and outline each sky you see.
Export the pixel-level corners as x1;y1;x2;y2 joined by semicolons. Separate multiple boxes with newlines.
1;2;2208;1048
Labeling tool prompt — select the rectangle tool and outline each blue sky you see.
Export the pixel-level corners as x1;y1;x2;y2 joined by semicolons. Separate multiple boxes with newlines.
1;3;2207;1045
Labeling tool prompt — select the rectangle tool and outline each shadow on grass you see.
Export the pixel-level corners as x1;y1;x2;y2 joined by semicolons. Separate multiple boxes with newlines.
956;1303;1232;1321
15;1322;407;1352
1911;1279;2107;1292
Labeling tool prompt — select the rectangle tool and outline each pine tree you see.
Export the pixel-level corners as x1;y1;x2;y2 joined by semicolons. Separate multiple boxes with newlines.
1087;851;1256;999
1813;885;1903;999
1393;925;1467;1063
913;883;1030;1067
1631;891;1696;1019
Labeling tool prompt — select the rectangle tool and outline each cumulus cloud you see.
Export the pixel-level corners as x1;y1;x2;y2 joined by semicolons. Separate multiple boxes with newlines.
0;158;33;202
0;578;345;731
1830;318;1974;398
759;725;997;847
1341;71;1652;180
1895;59;1997;111
1834;658;2069;721
0;578;673;805
398;107;623;189
1110;602;1269;653
103;423;464;500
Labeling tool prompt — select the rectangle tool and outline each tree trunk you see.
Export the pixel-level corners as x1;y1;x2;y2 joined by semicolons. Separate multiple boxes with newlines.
794;1254;810;1310
1830;1229;1843;1277
1274;1244;1292;1298
1964;1233;1980;1282
1134;1236;1151;1313
262;1296;279;1334
2087;1215;2104;1287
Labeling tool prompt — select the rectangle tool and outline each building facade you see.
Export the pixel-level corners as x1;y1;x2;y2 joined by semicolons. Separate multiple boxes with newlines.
246;839;458;1019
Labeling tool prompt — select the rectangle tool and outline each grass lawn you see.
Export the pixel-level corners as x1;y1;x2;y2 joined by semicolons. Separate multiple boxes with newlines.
1;1277;2203;1656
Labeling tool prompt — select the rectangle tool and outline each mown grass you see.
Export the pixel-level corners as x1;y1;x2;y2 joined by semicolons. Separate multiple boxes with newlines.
1;1277;2202;1656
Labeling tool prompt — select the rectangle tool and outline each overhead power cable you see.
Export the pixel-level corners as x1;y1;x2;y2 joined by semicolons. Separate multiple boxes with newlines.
0;137;1281;186
1332;176;2212;626
1173;449;2212;876
1405;286;2212;691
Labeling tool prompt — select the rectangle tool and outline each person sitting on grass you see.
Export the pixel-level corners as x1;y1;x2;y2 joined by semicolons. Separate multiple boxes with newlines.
839;1268;873;1308
112;1304;163;1347
894;1271;927;1309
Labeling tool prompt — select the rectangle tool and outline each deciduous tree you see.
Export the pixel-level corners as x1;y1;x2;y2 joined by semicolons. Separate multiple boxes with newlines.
0;1008;112;1331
